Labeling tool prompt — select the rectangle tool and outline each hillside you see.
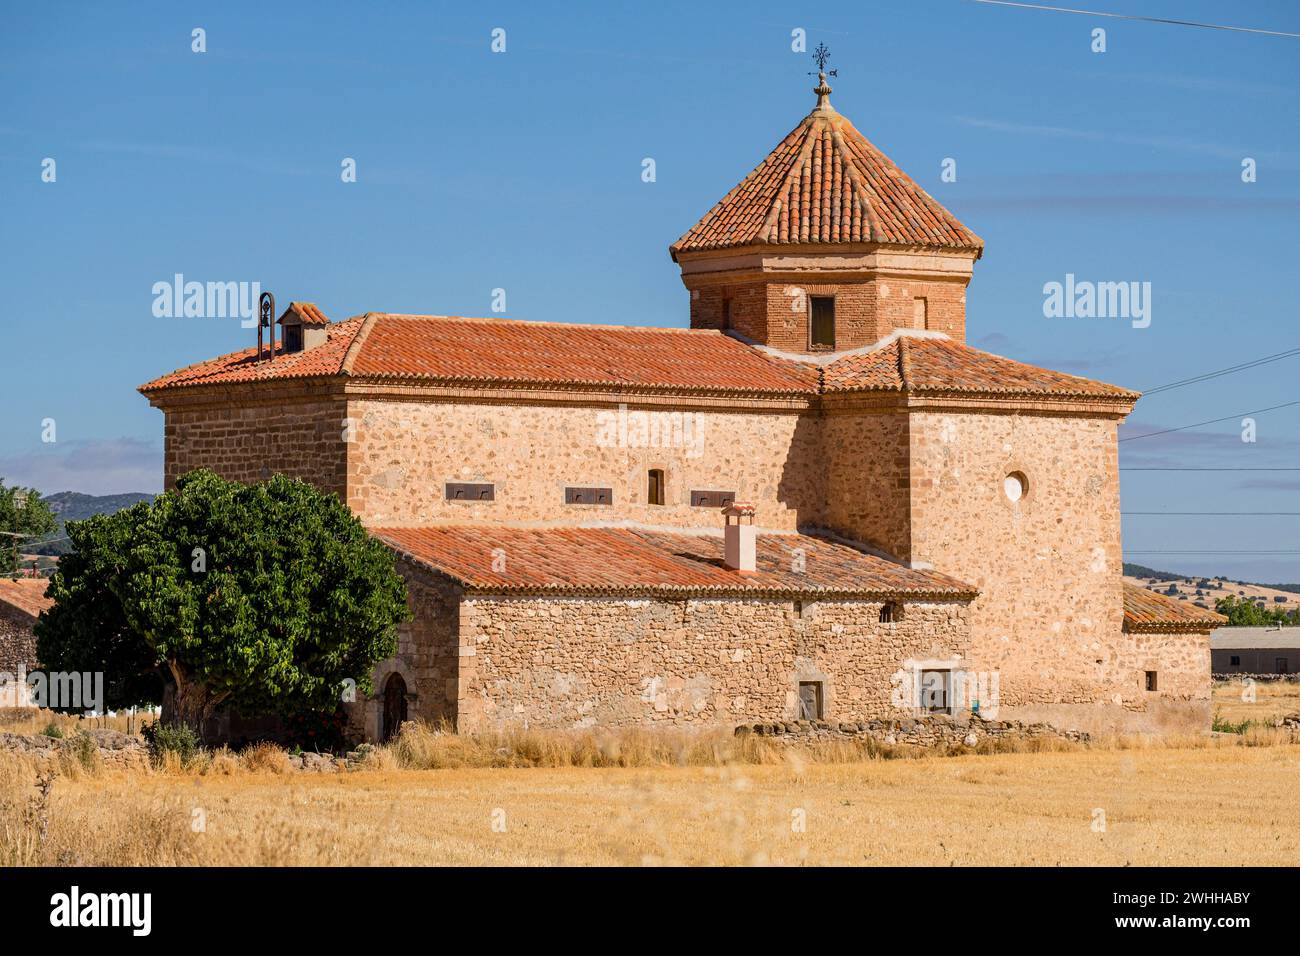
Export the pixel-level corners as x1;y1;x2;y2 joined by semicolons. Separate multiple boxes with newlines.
24;491;156;557
1122;563;1298;614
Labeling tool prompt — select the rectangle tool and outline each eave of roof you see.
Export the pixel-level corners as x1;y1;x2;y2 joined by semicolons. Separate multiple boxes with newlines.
1122;581;1227;633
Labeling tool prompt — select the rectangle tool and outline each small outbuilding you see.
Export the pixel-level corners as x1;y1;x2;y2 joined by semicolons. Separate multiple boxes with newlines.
1211;627;1300;675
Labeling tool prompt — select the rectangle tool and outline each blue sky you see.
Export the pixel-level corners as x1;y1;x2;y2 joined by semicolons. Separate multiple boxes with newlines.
1;1;1297;581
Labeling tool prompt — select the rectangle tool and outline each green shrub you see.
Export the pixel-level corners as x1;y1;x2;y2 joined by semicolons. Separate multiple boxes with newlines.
39;722;64;739
141;721;203;768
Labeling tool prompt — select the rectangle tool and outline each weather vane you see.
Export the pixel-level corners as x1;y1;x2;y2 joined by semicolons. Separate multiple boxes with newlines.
809;42;837;79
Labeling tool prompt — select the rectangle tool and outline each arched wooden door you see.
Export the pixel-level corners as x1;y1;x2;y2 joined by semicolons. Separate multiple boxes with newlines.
382;673;408;743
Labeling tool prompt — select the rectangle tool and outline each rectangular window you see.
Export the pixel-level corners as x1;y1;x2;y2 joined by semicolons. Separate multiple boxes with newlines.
912;297;928;330
806;297;837;348
1278;658;1290;674
690;490;736;508
284;324;304;352
647;469;665;506
810;296;835;348
565;486;612;505
1145;671;1158;692
721;298;732;329
797;681;823;720
446;482;494;501
919;670;951;714
1230;655;1240;667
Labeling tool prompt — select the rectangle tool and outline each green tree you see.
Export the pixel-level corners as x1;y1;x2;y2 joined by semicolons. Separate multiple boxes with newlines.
35;469;409;733
1214;595;1299;627
0;479;56;575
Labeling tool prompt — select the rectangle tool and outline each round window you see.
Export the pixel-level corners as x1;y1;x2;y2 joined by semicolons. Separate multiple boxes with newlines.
1004;471;1027;502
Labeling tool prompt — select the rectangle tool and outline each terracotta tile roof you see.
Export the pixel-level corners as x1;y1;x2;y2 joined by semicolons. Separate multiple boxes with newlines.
138;315;367;392
141;314;819;397
348;315;817;394
671;102;982;258
0;578;54;619
139;316;1133;404
280;301;330;326
375;525;976;599
822;335;1140;401
1123;582;1227;633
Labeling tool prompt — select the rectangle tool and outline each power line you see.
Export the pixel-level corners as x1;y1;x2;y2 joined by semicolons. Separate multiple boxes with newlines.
1141;347;1300;396
967;0;1300;38
1121;467;1300;471
1125;550;1300;555
1119;399;1300;442
1123;512;1300;516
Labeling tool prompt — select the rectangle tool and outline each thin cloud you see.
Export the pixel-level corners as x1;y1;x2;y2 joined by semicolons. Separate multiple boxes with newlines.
0;438;162;496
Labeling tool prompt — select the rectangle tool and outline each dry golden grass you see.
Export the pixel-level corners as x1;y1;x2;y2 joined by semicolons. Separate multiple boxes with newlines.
1212;678;1300;726
0;707;147;737
1;727;1297;866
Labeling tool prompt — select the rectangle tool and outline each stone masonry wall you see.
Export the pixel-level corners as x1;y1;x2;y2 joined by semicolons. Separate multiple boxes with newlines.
346;398;824;531
162;396;348;495
348;556;463;741
0;604;39;674
903;409;1206;732
821;407;911;560
455;595;970;732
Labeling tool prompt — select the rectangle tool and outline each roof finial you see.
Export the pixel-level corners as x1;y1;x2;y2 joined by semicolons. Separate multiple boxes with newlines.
808;42;837;110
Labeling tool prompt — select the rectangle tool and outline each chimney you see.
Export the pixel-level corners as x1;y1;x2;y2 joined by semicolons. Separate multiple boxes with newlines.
723;502;757;573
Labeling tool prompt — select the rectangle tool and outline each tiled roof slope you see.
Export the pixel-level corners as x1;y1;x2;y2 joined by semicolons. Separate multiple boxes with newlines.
140;316;1133;403
376;525;977;599
347;315;819;394
140;314;818;396
0;579;54;619
670;101;982;258
1122;582;1227;633
823;336;1140;401
139;315;367;391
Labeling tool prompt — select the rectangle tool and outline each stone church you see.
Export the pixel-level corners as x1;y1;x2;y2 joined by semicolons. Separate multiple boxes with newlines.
140;73;1222;741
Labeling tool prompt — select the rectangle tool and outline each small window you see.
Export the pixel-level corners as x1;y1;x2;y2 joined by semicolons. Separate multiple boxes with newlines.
722;298;732;329
797;681;824;720
284;324;304;353
446;482;494;501
920;670;951;713
879;602;901;624
810;296;835;348
1004;471;1028;503
1145;671;1158;692
1230;655;1240;667
1278;658;1290;675
647;469;665;506
565;486;612;505
912;297;928;330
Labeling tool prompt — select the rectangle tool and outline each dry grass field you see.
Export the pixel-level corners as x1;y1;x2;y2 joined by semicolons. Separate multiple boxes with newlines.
3;708;1298;866
3;744;1298;866
1212;677;1300;726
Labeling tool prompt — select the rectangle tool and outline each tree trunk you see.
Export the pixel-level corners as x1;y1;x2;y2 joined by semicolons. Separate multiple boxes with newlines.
160;661;227;741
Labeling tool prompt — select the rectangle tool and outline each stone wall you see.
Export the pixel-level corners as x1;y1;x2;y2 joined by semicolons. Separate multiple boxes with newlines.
454;594;970;732
161;393;348;494
347;556;464;741
821;406;910;560
0;604;39;674
346;397;823;531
